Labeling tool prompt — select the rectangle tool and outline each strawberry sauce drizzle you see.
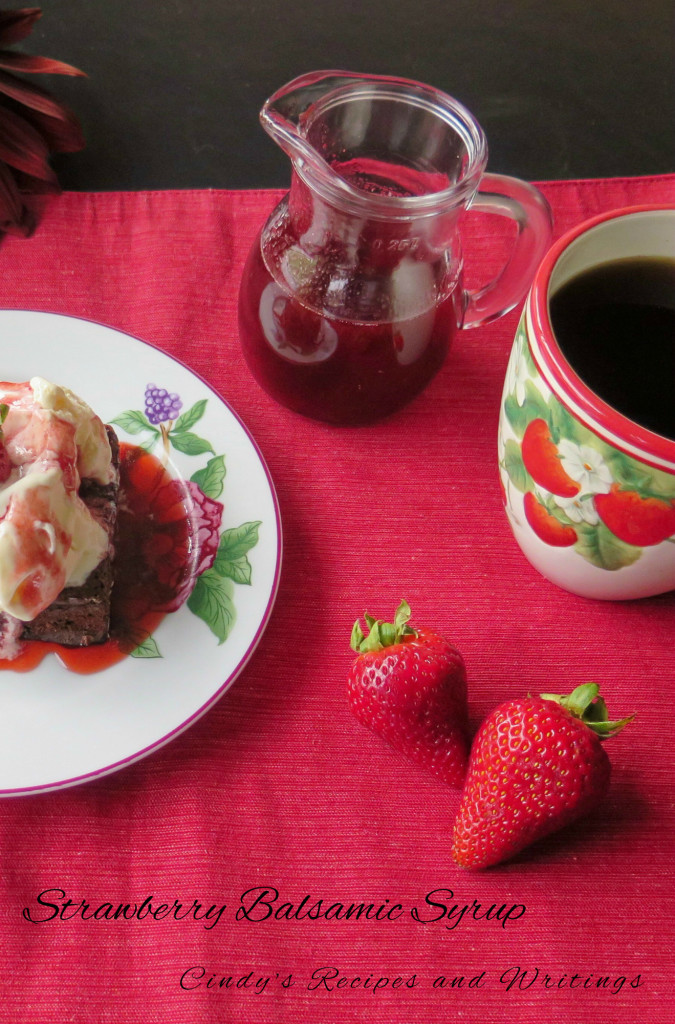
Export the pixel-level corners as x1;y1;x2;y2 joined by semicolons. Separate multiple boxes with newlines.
0;443;192;675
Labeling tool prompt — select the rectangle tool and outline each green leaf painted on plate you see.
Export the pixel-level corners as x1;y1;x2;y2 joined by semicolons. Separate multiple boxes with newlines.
190;454;226;499
169;431;215;456
130;635;163;658
110;409;158;436
215;521;261;561
174;399;207;433
214;553;252;586
187;570;236;644
210;522;261;585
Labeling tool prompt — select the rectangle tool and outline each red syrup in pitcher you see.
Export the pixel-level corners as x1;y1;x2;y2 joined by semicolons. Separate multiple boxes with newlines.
238;168;463;425
0;444;198;674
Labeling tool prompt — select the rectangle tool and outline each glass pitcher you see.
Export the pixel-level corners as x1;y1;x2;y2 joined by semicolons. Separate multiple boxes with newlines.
238;71;552;425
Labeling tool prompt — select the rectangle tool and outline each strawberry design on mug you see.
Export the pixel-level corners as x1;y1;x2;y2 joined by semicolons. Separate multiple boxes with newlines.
523;491;577;547
498;206;675;599
521;418;580;497
595;485;675;547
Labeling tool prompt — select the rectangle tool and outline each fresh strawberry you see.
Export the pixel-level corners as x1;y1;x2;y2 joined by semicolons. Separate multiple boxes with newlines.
523;491;577;546
595;483;675;547
451;683;633;869
521;418;580;497
0;403;10;483
347;600;469;788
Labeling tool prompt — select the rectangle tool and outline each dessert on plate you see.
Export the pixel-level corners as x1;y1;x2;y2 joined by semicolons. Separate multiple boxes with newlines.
0;378;119;659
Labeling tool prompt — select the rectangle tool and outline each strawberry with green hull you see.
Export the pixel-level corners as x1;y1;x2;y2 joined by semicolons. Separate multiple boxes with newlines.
347;601;470;788
451;683;633;869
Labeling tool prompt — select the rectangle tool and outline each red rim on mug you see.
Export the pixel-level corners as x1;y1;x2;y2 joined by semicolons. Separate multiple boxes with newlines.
527;205;675;473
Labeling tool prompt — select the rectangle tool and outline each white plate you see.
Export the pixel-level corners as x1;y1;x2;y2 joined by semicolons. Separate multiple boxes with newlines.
0;311;282;796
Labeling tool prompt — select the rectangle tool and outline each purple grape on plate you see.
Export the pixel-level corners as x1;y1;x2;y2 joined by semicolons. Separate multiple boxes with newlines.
144;384;183;426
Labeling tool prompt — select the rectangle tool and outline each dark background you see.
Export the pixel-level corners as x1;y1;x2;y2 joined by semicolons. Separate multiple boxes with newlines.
30;0;674;190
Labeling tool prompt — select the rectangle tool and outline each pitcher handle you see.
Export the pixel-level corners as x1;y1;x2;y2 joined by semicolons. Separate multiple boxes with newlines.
462;173;553;328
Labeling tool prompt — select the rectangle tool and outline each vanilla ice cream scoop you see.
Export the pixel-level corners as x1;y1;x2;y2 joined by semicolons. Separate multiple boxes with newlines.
0;378;114;621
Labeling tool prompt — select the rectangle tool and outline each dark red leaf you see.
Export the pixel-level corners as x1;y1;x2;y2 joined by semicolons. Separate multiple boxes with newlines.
0;10;85;234
0;9;41;47
0;160;34;234
17;105;83;153
0;157;23;215
11;166;61;194
0;103;57;182
0;88;84;152
0;67;75;119
0;49;85;77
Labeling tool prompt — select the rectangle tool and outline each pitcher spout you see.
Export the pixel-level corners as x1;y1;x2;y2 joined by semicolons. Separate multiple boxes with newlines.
260;70;489;216
261;70;365;168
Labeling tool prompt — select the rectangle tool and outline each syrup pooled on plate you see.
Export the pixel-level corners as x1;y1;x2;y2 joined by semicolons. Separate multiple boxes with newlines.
0;443;205;674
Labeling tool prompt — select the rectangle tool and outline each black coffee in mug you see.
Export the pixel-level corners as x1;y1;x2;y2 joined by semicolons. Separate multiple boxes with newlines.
549;256;675;440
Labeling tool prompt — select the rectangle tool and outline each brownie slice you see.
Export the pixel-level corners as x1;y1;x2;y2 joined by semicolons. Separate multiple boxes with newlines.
17;425;120;648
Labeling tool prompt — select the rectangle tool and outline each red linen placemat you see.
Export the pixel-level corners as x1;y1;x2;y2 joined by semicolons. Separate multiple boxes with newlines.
0;174;673;1024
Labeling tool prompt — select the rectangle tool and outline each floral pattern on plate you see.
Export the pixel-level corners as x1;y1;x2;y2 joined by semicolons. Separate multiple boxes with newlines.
111;384;261;655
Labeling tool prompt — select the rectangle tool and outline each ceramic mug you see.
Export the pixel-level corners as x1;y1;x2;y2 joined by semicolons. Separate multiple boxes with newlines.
498;205;675;600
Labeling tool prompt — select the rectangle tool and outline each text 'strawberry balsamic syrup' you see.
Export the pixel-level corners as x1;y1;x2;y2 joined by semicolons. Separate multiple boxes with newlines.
238;72;552;425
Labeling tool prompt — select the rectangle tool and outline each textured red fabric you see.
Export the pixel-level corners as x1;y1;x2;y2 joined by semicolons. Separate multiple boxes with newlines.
0;175;673;1023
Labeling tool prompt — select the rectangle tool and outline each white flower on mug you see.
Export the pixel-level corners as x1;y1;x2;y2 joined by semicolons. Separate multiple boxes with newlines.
553;493;600;525
506;344;530;406
557;440;613;494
